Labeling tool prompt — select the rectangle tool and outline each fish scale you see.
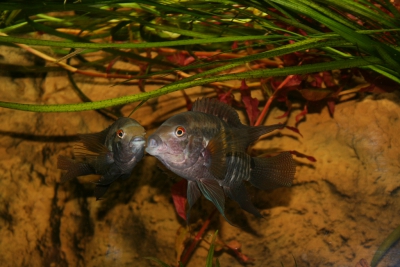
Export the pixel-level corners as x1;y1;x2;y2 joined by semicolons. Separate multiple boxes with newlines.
146;98;296;224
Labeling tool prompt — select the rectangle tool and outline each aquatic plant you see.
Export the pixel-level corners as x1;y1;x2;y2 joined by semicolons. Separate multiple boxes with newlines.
0;0;399;266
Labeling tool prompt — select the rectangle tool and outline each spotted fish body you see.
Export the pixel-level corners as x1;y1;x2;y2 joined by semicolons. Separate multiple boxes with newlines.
146;98;296;223
58;117;146;199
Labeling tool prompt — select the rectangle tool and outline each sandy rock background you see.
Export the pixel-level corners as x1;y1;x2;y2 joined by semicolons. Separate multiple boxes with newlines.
0;45;399;267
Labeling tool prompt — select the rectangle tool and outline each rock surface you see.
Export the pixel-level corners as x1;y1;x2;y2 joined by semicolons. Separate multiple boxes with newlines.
0;45;399;267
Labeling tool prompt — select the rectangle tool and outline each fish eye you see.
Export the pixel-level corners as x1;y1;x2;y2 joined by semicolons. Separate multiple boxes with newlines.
116;129;125;138
175;126;186;137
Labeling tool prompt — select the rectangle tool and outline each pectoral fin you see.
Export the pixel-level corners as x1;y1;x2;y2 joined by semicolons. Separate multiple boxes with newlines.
186;180;201;223
196;178;234;225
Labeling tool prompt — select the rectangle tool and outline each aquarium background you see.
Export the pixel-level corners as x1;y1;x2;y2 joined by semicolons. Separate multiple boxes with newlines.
1;0;400;265
0;45;399;267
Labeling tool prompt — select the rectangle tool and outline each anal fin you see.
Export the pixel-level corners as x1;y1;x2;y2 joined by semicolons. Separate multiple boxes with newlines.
94;184;110;200
224;183;263;218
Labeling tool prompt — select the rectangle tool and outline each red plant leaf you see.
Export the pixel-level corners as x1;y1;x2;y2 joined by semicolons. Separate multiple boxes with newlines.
217;88;234;105
282;74;303;88
240;80;260;126
138;79;146;92
359;69;399;93
300;88;333;101
322;71;337;88
274;97;292;119
167;52;187;66
327;99;336;116
282;53;300;66
171;179;188;221
308;73;324;88
181;90;193;111
295;105;308;124
183;56;196;66
289;150;316;162
231;41;238;50
105;57;120;74
285;126;303;137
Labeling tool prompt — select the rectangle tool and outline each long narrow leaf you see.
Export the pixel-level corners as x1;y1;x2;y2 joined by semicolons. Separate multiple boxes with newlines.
0;56;385;113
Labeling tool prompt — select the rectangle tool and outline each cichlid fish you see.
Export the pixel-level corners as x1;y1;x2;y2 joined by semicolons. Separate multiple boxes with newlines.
146;98;296;223
58;117;146;200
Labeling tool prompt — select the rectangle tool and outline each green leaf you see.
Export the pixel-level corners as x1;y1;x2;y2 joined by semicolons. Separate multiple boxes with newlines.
0;35;285;49
371;224;400;267
145;257;171;267
206;231;218;267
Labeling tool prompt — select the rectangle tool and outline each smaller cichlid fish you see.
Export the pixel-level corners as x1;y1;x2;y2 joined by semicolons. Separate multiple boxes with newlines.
58;117;146;200
146;98;296;223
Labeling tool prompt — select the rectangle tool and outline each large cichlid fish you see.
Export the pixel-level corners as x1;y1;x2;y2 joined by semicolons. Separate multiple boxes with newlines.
58;117;146;200
146;98;296;223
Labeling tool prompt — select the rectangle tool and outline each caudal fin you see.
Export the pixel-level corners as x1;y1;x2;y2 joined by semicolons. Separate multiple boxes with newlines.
57;155;94;183
250;152;295;190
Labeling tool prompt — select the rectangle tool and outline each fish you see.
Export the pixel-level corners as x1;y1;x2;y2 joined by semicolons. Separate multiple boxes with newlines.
146;98;296;223
57;117;146;200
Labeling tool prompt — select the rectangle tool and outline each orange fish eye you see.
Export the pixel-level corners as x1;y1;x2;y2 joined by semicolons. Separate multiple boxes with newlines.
116;129;125;138
175;126;186;137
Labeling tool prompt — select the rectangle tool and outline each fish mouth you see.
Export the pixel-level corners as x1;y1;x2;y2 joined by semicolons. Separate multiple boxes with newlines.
130;135;146;147
145;134;163;155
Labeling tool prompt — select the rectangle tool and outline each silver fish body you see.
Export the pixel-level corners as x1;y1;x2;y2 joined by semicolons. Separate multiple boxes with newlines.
146;98;296;223
58;117;146;199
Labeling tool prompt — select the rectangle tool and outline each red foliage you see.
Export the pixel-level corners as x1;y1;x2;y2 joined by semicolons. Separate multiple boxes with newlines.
181;90;193;111
166;52;196;66
231;41;238;50
171;179;188;221
216;88;234;105
295;105;308;124
289;150;317;162
359;70;399;93
240;80;260;126
285;125;303;137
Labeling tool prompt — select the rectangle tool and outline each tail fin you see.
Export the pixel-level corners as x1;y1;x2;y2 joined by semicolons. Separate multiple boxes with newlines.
249;152;295;190
57;155;93;183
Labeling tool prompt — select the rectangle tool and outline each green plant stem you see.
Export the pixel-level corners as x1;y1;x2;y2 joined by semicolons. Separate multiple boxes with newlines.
180;209;217;266
0;56;385;113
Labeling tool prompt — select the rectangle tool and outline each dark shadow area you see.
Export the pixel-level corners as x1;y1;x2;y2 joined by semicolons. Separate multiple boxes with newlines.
0;131;79;143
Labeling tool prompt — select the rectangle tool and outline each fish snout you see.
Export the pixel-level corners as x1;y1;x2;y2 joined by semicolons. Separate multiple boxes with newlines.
130;135;146;147
146;134;162;155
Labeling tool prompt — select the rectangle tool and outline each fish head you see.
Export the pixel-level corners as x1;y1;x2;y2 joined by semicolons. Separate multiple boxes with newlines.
107;117;146;155
146;113;204;170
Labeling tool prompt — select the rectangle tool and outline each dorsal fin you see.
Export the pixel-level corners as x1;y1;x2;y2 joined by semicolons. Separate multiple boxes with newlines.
192;98;243;127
